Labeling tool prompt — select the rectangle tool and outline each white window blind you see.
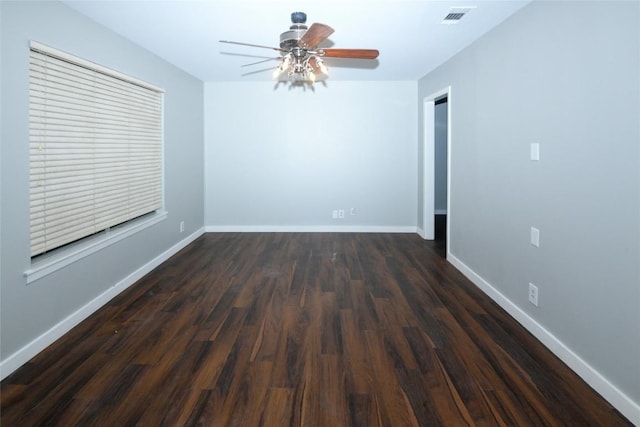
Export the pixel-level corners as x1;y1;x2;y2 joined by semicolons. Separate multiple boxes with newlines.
29;41;164;257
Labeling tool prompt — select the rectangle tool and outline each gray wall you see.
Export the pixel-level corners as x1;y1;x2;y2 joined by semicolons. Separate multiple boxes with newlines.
0;1;204;363
204;81;417;230
419;0;639;408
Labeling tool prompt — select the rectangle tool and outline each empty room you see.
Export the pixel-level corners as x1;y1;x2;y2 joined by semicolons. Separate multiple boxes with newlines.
1;0;638;425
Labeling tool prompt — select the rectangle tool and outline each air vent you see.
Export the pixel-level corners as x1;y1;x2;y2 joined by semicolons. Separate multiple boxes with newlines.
444;12;465;21
442;7;474;24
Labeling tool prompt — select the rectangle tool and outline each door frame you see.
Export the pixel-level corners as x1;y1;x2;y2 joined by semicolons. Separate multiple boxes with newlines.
421;87;451;255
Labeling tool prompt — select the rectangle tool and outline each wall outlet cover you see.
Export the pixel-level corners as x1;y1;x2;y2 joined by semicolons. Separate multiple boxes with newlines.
528;282;539;306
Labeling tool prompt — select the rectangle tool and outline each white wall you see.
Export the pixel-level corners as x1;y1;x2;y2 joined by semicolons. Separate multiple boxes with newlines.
0;1;204;375
419;1;639;422
204;81;417;231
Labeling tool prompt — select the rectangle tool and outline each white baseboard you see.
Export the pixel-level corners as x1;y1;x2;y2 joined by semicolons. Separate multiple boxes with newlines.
0;227;205;380
205;225;418;233
447;252;640;426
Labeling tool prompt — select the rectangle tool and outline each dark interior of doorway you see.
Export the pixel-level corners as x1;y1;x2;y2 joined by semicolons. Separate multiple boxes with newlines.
435;214;447;241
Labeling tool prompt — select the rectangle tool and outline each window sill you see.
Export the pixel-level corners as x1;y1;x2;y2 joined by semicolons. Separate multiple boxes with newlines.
25;210;167;284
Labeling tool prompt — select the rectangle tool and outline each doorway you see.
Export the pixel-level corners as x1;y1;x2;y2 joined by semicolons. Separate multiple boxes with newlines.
434;96;448;241
422;87;450;256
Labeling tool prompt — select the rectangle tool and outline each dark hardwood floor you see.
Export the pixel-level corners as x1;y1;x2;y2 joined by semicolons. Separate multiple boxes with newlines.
1;233;631;426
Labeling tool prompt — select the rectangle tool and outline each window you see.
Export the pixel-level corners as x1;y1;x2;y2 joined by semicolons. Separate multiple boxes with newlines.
29;41;164;258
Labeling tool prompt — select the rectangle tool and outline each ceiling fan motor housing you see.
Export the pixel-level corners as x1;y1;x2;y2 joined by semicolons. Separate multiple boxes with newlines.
280;11;308;50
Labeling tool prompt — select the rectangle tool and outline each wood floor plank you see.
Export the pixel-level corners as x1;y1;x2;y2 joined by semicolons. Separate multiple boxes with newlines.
260;387;294;427
340;309;373;395
1;233;632;426
363;329;421;426
233;360;274;426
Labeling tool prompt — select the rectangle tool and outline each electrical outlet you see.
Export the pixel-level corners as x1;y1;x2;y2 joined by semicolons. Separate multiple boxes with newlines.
350;207;356;216
338;209;345;219
332;210;338;219
528;283;539;306
180;221;185;233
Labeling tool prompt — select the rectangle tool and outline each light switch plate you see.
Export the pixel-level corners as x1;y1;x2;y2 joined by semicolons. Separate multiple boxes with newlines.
530;227;540;247
530;143;540;161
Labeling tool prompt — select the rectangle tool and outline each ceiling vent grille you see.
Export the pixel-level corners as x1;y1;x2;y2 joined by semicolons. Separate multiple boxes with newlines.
442;7;474;24
444;12;465;21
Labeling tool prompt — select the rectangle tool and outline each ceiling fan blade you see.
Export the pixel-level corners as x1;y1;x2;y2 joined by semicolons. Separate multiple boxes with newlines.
219;40;287;53
319;48;379;59
241;67;276;77
298;23;334;49
241;57;282;67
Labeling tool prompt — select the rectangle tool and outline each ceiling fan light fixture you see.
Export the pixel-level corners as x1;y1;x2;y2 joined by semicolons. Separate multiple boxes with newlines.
280;53;292;70
221;12;378;83
274;53;327;83
315;57;328;75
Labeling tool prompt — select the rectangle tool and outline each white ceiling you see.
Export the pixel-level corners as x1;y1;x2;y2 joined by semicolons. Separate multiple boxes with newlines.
61;0;532;82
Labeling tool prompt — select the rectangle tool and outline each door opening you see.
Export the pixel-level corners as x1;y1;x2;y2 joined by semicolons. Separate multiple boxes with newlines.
434;96;448;242
422;87;450;257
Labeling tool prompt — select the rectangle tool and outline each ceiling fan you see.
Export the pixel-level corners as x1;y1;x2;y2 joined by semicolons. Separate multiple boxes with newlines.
220;12;379;82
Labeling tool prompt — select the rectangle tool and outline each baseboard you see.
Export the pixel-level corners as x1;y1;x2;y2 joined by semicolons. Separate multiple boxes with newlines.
205;225;418;233
0;227;205;380
447;252;640;425
434;209;447;215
